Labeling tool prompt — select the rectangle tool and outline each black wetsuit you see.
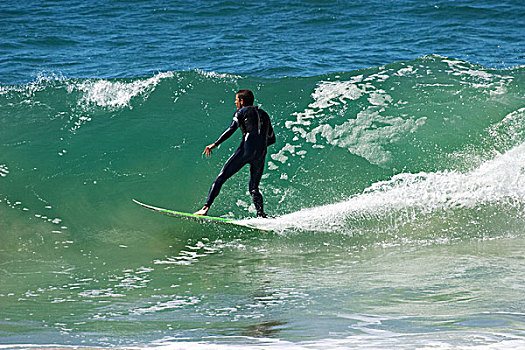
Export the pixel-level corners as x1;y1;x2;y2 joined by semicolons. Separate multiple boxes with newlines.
205;106;276;217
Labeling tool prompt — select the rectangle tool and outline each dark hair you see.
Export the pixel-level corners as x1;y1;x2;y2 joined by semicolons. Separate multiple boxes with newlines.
236;89;254;106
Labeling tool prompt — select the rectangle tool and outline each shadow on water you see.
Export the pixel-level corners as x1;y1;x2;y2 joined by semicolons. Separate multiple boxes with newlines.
242;320;288;338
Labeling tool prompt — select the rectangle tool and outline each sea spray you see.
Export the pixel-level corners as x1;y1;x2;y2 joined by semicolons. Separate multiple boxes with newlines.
243;142;525;239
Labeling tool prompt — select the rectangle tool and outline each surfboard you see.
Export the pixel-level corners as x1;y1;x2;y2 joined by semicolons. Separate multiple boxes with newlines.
132;199;235;223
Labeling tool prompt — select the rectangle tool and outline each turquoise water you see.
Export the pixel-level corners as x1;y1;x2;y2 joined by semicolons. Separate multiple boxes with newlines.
1;1;525;349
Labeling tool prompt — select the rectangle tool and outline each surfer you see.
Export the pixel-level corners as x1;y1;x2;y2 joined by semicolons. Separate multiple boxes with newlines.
194;89;276;218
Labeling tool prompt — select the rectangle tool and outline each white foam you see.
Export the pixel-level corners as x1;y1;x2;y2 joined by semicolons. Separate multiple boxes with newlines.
441;58;514;93
367;90;393;106
0;164;9;177
193;69;241;80
304;109;425;165
488;107;525;148
242;142;525;233
130;296;200;315
310;79;365;109
395;66;416;77
281;75;426;167
73;71;174;109
141;332;525;350
270;143;300;164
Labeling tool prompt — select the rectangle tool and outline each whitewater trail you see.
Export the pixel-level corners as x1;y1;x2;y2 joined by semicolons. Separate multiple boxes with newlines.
240;141;525;233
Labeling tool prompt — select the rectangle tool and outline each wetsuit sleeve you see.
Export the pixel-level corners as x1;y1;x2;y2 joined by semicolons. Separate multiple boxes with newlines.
267;119;276;146
214;114;240;146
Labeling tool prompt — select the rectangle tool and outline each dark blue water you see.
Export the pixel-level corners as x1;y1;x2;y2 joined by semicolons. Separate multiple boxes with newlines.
1;0;524;84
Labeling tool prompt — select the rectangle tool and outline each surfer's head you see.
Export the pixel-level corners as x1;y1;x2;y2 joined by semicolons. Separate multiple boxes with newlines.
235;89;254;109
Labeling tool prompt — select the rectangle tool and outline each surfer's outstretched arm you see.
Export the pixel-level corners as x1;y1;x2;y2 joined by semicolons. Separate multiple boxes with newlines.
215;119;239;146
202;118;239;157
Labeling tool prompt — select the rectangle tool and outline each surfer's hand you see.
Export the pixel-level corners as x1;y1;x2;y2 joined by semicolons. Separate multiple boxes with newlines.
203;143;215;157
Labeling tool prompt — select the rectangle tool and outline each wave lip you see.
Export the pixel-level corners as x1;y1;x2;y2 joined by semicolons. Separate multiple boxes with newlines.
72;71;175;109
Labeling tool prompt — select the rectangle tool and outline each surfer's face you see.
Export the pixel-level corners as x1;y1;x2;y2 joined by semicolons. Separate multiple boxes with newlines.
235;94;243;109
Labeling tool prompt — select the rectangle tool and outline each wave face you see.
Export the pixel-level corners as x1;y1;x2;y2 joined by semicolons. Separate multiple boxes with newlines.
2;55;524;236
1;56;525;348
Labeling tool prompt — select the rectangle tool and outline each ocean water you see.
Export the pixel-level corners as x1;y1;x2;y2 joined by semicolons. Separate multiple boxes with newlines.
1;1;525;349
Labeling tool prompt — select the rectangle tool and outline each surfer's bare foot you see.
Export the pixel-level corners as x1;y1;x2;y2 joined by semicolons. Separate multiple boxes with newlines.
194;206;209;216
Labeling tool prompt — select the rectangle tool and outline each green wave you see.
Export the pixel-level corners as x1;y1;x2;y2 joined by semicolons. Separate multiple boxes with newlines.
1;55;524;241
